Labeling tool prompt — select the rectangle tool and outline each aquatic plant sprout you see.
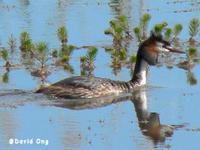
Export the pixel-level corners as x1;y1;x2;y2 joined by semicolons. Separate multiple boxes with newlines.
187;71;197;85
8;34;16;54
188;47;197;58
189;18;200;39
82;47;98;67
133;13;151;42
1;48;12;68
118;15;129;32
35;42;48;66
133;27;142;42
153;22;168;35
2;72;9;83
0;13;198;80
140;13;151;39
0;2;200;150
104;15;131;72
57;26;68;46
1;48;8;61
104;15;129;49
80;47;98;76
164;28;172;41
87;46;98;63
20;31;33;52
55;26;76;65
173;24;183;38
133;14;187;47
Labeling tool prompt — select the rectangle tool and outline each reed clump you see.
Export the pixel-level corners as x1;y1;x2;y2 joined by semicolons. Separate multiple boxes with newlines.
1;48;12;69
31;42;50;79
189;18;200;44
20;31;33;53
55;26;75;66
80;46;98;76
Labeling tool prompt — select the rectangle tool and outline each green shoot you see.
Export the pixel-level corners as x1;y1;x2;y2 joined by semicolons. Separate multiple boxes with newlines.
80;47;98;75
164;28;172;41
8;34;16;53
153;22;168;35
57;44;75;64
36;42;47;55
20;31;33;52
104;16;129;51
80;56;87;64
118;15;129;32
61;55;70;63
2;72;9;83
189;18;200;38
133;13;151;42
35;42;48;69
63;64;74;74
188;47;197;57
119;48;127;60
87;46;98;63
140;13;151;38
1;48;8;61
173;24;183;38
187;71;197;85
104;28;113;35
1;48;12;68
133;27;142;42
57;26;68;44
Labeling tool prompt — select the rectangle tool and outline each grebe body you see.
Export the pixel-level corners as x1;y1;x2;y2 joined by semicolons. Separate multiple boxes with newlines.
37;76;132;98
36;34;184;99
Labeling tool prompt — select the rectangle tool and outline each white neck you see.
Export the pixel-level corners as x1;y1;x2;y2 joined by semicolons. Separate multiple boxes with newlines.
132;57;148;86
138;60;147;86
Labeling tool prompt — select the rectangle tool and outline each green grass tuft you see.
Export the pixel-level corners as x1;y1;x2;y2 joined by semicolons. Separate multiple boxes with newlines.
189;18;200;38
1;48;8;61
173;24;183;37
20;31;33;52
57;26;68;44
164;28;172;40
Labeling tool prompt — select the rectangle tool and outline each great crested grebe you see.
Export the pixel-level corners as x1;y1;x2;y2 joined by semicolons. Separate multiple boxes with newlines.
36;33;185;99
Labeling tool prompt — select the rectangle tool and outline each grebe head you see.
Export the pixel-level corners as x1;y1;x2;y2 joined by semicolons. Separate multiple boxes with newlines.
132;33;185;85
139;33;185;65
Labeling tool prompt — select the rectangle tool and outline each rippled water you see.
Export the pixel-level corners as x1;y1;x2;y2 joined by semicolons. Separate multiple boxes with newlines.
0;0;200;150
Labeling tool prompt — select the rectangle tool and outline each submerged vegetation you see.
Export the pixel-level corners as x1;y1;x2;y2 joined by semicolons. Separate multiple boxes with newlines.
80;46;98;76
133;13;151;42
53;26;75;73
173;24;183;39
104;15;131;72
8;34;16;54
1;48;12;69
133;13;185;45
20;31;33;53
104;15;130;49
0;14;199;85
31;42;49;80
2;71;9;83
57;26;68;48
1;3;200;149
189;18;200;43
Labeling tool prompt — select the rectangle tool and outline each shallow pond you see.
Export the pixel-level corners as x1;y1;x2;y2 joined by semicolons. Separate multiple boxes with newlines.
0;0;200;150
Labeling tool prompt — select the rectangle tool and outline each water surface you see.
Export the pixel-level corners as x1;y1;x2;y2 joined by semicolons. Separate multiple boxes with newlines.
0;0;200;150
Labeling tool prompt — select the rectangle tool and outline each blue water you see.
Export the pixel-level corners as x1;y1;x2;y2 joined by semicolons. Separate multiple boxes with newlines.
0;0;200;150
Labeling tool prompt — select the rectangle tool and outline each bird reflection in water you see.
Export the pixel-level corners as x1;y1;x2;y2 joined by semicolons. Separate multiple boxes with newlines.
132;89;174;143
51;87;176;144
